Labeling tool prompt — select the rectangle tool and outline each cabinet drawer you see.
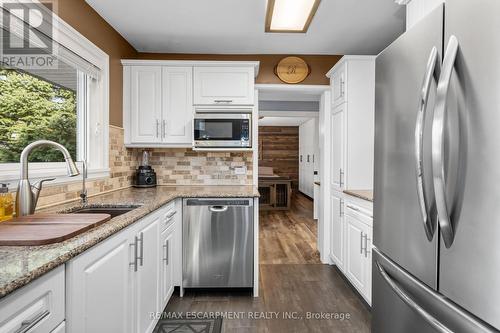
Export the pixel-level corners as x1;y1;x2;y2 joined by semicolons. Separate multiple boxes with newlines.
160;200;178;232
0;266;65;333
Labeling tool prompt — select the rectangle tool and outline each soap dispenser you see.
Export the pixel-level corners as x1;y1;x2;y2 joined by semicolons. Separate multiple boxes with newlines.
0;183;13;222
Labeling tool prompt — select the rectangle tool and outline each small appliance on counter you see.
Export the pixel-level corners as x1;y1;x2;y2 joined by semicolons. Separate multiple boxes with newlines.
133;151;157;188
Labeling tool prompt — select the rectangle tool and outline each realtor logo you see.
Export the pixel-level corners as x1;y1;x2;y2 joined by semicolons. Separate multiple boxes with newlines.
1;1;57;69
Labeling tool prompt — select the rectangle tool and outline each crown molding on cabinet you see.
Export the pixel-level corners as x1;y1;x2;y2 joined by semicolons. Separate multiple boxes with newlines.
325;55;376;78
121;60;260;77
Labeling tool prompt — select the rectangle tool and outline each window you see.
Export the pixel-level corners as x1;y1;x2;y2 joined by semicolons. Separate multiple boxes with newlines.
0;63;79;163
0;0;109;183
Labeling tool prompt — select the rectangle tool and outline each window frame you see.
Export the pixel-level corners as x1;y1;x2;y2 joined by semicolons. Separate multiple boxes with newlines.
0;0;110;185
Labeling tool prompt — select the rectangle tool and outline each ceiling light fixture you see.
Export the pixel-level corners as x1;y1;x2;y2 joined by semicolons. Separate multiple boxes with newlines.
265;0;321;33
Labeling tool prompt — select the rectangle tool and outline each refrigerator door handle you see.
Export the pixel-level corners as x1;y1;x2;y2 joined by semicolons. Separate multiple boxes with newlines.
415;46;441;241
432;35;460;248
375;260;454;333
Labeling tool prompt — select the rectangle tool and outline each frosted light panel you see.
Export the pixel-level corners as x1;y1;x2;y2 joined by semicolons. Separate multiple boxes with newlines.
270;0;317;31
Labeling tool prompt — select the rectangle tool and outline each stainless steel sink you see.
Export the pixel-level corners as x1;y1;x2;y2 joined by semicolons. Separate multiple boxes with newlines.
68;205;141;218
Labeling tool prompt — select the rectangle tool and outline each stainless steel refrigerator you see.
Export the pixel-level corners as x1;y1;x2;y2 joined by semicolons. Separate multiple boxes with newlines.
373;1;500;332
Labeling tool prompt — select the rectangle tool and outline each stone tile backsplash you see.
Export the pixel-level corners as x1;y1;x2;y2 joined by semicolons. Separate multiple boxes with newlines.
33;126;253;208
137;148;253;186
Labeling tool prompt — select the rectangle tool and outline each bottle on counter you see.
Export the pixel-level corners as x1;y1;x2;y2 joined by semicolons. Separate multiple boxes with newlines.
0;183;14;222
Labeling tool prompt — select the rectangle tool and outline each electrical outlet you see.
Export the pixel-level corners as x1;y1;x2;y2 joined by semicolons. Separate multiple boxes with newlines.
234;166;247;175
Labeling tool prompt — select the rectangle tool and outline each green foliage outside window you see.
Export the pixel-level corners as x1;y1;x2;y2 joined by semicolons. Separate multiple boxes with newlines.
0;68;77;163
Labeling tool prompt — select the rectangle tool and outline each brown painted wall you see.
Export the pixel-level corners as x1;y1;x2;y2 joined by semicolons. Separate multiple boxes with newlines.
136;53;342;85
49;0;138;127
258;126;299;189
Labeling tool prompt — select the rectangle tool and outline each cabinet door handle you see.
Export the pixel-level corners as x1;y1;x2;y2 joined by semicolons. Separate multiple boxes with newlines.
138;232;144;266
162;119;167;138
156;119;160;138
15;310;50;333
300;155;303;162
364;236;371;258
339;169;344;187
339;199;344;217
214;99;233;103
307;155;310;163
163;241;169;265
166;210;177;219
360;232;364;254
346;204;360;212
340;77;345;97
129;237;138;272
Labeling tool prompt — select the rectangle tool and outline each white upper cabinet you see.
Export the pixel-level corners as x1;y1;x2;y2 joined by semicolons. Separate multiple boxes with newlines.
194;67;255;105
406;0;445;30
162;67;193;144
123;61;258;148
327;56;375;191
124;66;192;147
331;104;345;191
128;66;163;144
331;61;347;107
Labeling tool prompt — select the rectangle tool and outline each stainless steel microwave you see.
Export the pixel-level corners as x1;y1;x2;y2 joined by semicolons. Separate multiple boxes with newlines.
193;113;252;148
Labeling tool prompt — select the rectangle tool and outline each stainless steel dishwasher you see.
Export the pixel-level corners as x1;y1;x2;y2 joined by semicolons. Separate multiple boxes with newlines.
183;198;253;288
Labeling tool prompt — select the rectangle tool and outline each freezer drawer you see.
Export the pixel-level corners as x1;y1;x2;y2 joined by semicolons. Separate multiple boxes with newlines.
372;248;497;333
182;198;254;288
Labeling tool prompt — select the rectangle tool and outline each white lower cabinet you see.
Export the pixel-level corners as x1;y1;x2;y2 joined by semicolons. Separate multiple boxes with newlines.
329;195;373;304
159;224;175;308
65;224;134;333
134;216;161;333
66;200;181;333
0;265;65;333
344;209;372;304
329;192;344;271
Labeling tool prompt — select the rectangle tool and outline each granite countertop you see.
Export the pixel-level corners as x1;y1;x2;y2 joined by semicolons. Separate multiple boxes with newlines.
0;185;259;299
343;190;373;202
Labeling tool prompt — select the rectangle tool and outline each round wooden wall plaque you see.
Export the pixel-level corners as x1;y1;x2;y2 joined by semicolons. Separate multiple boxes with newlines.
275;56;310;84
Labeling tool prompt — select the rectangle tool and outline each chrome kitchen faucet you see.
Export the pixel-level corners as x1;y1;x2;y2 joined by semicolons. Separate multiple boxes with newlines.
16;140;80;216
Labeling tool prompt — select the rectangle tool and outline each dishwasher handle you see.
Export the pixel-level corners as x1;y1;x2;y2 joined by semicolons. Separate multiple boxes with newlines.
209;205;229;213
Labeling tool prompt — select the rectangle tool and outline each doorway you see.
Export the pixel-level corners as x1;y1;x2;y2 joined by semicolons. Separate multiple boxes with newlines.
255;84;327;263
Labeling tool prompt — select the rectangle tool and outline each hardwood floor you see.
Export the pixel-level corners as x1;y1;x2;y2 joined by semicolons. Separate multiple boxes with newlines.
260;192;321;264
164;192;371;332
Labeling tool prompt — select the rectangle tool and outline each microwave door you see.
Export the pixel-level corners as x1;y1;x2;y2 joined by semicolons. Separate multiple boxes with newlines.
194;117;251;148
195;119;240;141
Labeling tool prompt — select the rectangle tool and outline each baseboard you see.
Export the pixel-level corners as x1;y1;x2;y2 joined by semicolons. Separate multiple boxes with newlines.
332;265;372;312
297;191;314;201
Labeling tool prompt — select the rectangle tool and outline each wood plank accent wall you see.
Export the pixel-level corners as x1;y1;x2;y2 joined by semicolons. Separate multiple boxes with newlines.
259;126;299;189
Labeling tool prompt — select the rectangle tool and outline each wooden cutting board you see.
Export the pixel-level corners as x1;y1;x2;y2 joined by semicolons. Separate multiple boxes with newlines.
0;214;111;246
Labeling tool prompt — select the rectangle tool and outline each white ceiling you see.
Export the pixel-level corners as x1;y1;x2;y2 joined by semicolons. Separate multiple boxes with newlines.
85;0;405;55
259;116;312;127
